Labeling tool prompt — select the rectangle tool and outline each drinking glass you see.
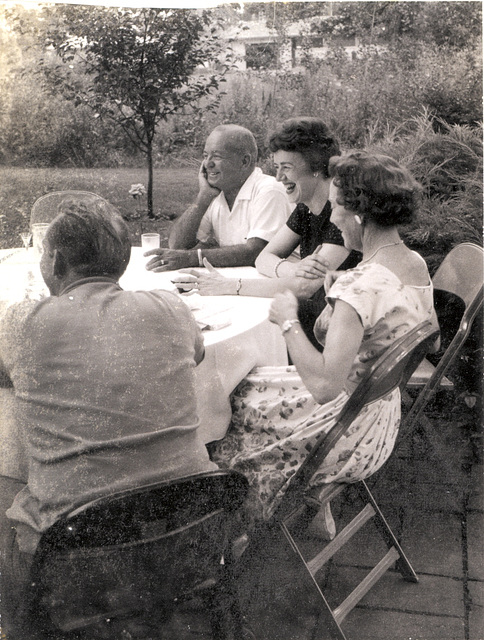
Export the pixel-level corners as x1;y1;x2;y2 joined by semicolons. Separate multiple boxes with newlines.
32;223;50;260
141;233;160;251
20;231;32;250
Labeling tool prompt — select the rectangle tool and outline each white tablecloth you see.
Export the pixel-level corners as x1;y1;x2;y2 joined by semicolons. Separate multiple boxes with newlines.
0;247;287;455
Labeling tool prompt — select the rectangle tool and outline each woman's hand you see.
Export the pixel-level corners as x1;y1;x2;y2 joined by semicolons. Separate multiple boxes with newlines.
269;290;299;327
177;258;233;296
295;245;329;280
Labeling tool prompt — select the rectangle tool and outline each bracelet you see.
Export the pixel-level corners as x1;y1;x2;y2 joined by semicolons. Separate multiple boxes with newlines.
235;278;242;295
281;319;300;335
274;257;287;278
197;248;203;267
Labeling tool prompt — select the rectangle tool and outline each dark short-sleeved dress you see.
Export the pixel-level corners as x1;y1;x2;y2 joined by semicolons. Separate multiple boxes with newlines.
286;201;345;259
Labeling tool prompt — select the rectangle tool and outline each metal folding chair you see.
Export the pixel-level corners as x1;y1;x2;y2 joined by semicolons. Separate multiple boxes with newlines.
261;321;439;640
404;242;483;434
27;470;250;640
31;190;119;227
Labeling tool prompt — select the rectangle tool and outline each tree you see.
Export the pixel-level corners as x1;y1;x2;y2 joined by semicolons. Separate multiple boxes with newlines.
14;5;233;218
312;1;482;49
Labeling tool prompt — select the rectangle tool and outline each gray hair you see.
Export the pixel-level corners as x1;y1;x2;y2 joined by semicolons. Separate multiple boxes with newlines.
47;199;131;278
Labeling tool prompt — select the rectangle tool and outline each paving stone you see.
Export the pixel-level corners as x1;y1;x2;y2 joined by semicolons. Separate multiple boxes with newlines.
373;475;461;515
401;511;463;577
468;579;484;640
467;464;484;512
467;512;484;581
225;439;476;639
341;607;466;640
322;567;464;618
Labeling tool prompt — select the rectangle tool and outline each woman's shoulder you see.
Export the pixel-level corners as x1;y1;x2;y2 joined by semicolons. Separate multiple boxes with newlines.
327;263;432;330
377;249;431;287
329;263;424;298
287;202;311;227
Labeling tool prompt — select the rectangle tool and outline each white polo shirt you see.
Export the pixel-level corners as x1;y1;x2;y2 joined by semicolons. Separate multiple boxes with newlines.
197;168;291;247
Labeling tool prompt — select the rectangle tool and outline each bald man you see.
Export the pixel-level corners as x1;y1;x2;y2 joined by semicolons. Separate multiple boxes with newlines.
145;124;292;272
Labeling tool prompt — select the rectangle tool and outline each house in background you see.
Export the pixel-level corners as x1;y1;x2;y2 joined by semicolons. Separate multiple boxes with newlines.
228;13;358;71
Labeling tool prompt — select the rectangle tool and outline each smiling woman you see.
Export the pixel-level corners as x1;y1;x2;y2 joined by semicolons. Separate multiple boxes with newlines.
256;116;350;276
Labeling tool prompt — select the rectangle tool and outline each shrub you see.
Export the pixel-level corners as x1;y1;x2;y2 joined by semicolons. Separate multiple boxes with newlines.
0;73;139;167
362;113;482;264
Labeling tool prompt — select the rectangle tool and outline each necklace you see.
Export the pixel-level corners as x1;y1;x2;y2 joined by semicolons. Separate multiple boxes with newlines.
360;240;404;264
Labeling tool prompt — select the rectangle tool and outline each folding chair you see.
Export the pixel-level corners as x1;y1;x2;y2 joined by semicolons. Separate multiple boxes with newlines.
403;243;483;437
27;470;250;640
31;190;120;227
263;321;439;640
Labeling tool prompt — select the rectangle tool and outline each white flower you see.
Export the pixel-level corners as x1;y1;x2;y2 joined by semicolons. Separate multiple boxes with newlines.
129;184;146;198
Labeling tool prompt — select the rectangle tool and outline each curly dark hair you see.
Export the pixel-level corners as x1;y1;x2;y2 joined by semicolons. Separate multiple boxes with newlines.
47;199;131;278
268;117;340;177
329;151;421;227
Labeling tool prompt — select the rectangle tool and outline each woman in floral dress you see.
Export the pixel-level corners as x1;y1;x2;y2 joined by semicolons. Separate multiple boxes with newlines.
210;151;438;530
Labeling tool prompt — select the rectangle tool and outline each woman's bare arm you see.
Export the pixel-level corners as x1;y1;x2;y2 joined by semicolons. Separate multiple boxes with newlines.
270;292;363;404
255;225;301;277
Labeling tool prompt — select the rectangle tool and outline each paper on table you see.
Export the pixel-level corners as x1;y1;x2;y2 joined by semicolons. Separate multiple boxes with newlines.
193;306;233;331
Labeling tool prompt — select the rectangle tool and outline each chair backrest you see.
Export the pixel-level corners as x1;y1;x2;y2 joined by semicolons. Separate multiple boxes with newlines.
30;470;248;635
404;243;483;424
273;321;439;522
432;242;483;309
30;190;119;227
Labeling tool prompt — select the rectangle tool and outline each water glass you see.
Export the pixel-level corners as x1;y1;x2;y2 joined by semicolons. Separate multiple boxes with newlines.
141;233;160;251
32;223;50;260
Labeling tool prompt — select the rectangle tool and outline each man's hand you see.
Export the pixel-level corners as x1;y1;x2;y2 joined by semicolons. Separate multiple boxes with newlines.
198;162;221;204
144;248;196;272
168;162;220;251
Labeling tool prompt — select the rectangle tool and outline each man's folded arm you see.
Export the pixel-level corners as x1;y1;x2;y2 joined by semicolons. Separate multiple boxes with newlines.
196;237;268;268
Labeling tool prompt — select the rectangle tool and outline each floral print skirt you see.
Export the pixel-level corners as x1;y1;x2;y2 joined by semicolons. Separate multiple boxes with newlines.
210;366;400;528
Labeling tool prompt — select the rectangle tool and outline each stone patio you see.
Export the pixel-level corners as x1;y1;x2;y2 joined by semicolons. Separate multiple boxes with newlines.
162;394;483;640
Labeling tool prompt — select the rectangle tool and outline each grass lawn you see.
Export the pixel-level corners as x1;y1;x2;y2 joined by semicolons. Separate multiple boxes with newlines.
0;166;200;249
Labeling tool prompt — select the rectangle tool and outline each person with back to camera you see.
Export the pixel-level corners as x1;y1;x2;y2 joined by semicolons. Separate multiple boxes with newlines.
0;200;217;638
174;117;361;346
144;123;292;272
208;150;439;537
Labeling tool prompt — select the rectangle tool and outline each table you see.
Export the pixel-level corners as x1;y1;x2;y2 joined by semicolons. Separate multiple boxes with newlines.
0;246;288;451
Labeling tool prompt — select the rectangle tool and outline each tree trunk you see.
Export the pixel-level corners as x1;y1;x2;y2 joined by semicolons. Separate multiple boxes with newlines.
147;140;154;219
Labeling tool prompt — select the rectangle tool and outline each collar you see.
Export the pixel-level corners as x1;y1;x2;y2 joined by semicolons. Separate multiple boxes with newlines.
232;167;262;204
59;276;121;297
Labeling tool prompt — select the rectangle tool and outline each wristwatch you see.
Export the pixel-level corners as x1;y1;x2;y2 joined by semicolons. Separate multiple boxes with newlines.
281;319;301;335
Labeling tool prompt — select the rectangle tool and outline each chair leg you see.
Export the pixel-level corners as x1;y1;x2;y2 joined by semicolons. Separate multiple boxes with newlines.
279;521;348;640
356;482;418;583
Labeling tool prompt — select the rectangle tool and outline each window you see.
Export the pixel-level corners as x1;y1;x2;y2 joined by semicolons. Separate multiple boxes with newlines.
245;43;278;70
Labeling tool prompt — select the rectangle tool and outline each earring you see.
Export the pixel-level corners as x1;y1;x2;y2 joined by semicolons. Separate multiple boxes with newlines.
313;172;319;177
354;215;362;225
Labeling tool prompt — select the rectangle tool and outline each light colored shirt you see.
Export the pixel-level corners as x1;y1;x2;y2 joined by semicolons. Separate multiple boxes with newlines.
197;167;291;247
0;277;217;553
